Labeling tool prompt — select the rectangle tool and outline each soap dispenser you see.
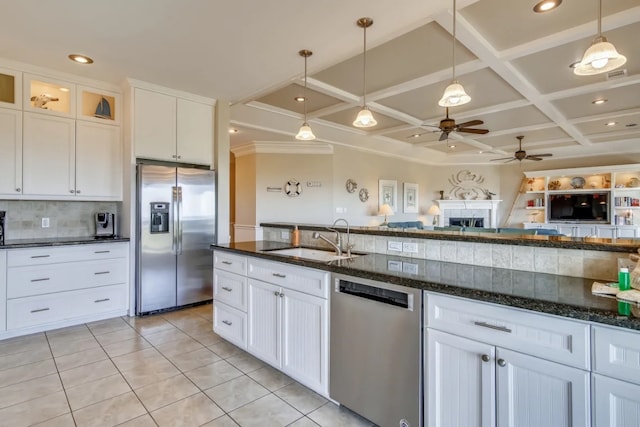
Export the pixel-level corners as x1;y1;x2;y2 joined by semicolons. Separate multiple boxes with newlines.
291;226;300;247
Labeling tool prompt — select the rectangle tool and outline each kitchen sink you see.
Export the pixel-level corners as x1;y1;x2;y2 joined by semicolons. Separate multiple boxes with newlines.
263;247;360;262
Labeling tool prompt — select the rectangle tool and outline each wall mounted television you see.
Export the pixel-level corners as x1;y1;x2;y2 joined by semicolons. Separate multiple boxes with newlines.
548;192;609;223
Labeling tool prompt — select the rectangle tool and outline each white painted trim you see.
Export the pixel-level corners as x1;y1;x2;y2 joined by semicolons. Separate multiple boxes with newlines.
231;141;333;157
524;164;640;178
126;78;216;105
233;224;263;242
436;199;502;228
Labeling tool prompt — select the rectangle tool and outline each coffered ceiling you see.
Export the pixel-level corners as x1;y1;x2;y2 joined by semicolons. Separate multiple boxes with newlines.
231;0;640;165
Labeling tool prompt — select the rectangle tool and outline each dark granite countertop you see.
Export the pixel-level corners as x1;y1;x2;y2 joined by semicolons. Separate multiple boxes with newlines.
0;236;130;249
261;222;640;253
212;241;640;332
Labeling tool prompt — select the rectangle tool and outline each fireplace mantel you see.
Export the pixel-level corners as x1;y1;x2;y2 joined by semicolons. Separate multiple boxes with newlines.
435;199;502;228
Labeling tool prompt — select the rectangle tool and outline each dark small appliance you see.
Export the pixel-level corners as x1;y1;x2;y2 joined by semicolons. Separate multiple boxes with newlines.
95;212;117;238
0;211;5;245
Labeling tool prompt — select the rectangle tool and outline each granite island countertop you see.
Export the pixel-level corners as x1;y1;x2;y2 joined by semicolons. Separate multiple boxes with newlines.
213;240;640;331
0;236;130;249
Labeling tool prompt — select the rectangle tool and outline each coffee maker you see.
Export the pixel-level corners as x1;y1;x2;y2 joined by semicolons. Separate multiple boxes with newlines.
0;211;5;245
95;212;116;238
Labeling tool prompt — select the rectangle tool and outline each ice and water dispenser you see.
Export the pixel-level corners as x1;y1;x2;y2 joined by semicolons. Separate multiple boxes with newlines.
150;202;170;233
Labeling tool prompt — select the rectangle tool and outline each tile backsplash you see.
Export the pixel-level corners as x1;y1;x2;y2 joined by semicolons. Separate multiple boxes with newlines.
0;200;120;240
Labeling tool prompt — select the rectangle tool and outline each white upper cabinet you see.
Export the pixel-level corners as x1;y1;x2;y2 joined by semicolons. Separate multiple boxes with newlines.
133;86;213;166
0;108;22;196
75;121;122;199
23;73;75;118
0;67;22;110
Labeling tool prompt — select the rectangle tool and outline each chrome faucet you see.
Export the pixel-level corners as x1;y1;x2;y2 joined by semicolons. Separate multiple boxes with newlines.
312;232;342;256
313;218;354;257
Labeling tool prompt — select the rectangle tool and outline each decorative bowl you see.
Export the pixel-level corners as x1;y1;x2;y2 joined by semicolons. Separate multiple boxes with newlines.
570;177;585;189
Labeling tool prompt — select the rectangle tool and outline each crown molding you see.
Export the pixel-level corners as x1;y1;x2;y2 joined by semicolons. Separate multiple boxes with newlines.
231;141;334;158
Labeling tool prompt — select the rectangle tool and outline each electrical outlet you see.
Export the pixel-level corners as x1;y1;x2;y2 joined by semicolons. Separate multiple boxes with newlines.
403;242;418;253
388;241;403;252
41;218;50;228
402;262;419;275
280;230;290;240
387;260;402;272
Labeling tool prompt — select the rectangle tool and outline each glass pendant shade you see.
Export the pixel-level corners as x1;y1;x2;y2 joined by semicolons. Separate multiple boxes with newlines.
574;36;627;75
353;107;377;128
438;81;471;107
296;122;316;140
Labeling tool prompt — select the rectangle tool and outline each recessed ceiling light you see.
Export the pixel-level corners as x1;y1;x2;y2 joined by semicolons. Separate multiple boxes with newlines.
59;87;70;92
592;98;607;105
409;133;422;138
448;144;456;149
606;121;617;126
68;54;93;64
228;128;239;134
294;96;305;102
533;0;562;13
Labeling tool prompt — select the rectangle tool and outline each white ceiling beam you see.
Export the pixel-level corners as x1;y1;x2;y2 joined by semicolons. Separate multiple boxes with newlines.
568;107;640;125
543;74;640;102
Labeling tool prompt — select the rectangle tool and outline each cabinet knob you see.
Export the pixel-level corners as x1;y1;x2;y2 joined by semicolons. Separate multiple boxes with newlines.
69;190;75;194
481;354;490;362
274;291;280;297
279;292;284;298
15;188;20;192
497;358;506;367
177;155;181;159
172;155;177;159
76;190;81;194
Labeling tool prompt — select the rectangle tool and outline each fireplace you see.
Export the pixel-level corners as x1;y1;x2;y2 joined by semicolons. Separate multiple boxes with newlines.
449;217;484;227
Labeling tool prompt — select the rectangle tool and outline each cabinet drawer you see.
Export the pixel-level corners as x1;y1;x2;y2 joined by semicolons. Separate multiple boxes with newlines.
7;259;127;298
426;293;590;369
214;270;247;311
7;284;127;330
213;301;247;349
593;325;640;385
8;243;128;266
248;258;329;299
214;251;247;275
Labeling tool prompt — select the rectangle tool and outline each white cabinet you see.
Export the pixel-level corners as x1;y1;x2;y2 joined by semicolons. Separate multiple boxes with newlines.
425;293;591;427
0;108;22;196
133;87;213;165
0;250;6;332
22;112;75;197
213;251;249;348
593;374;640;427
247;279;280;367
75;121;122;199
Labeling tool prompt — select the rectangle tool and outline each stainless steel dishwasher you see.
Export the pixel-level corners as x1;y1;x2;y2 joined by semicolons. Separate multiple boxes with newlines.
330;273;422;427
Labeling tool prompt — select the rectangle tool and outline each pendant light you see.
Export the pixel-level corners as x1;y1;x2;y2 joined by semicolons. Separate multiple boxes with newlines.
353;17;377;128
574;0;626;76
295;49;316;141
438;0;471;107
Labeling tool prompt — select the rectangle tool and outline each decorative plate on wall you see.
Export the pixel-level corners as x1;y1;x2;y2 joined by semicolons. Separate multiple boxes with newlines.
285;179;302;197
359;188;369;202
346;179;358;193
570;177;585;189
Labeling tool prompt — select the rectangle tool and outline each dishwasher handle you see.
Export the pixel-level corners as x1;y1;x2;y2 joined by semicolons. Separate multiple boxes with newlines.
336;279;413;310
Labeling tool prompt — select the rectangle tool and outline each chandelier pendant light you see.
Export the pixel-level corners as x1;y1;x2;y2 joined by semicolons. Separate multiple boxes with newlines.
438;0;471;107
574;0;626;76
353;17;377;128
295;49;316;141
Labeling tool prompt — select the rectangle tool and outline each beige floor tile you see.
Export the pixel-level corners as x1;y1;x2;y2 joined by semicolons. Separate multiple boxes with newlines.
0;358;57;388
0;373;62;409
154;335;204;358
49;336;101;358
72;391;146;427
201;414;240;426
0;345;52;371
102;336;152;358
0;333;48;357
31;412;76;426
116;413;158;426
274;383;327;415
150;392;224;427
128;317;176;336
46;324;91;340
54;347;107;372
0;390;69;427
87;317;132;336
184;360;243;390
143;328;190;345
165;347;221;372
65;373;131;411
247;365;294;391
120;358;181;389
228;394;302;427
59;359;118;389
208;340;243;359
288;418;320;427
307;403;375;427
111;347;164;372
94;327;140;346
190;330;224;346
204;375;269;412
226;352;265;374
134;373;199;411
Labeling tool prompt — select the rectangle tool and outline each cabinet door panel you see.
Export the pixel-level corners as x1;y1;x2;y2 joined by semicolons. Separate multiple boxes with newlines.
75;121;122;199
247;279;280;367
176;98;212;165
593;374;640;427
426;329;495;427
133;88;176;161
496;348;589;427
281;288;327;394
23;113;75;196
0;108;22;195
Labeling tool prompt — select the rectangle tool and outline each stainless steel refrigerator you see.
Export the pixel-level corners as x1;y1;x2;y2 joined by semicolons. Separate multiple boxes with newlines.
136;163;216;315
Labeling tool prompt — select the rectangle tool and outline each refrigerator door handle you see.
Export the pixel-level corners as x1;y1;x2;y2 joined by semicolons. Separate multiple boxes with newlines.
172;186;178;255
177;186;183;255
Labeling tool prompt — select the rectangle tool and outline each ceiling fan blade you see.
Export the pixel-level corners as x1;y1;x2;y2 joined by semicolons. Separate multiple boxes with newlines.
528;153;552;157
527;157;543;161
456;119;483;128
439;132;448;141
491;157;514;161
458;127;489;134
504;158;518;163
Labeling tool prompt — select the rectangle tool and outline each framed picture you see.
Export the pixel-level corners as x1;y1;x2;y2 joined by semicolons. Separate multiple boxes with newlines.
378;179;398;212
403;182;419;213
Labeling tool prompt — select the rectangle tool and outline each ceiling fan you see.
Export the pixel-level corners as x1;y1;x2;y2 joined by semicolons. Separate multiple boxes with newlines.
426;107;489;141
491;136;553;162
